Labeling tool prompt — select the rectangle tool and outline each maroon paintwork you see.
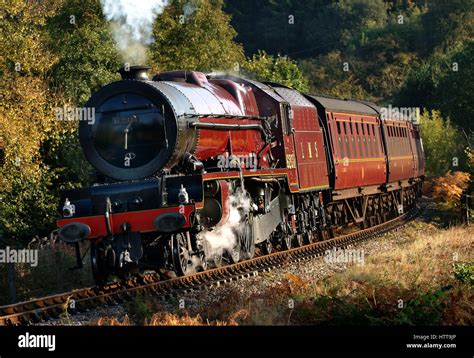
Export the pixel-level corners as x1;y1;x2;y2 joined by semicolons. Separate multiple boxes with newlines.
382;119;416;183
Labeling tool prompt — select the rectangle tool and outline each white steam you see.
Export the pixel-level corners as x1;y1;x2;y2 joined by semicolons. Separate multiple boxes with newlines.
198;187;251;259
100;0;169;64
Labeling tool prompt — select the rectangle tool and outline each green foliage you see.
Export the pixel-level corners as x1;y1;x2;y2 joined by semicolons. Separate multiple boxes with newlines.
128;296;153;322
0;172;57;242
419;110;465;177
299;53;370;100
48;0;121;106
241;50;309;92
41;129;93;190
149;0;244;72
421;0;474;54
436;42;474;131
394;286;452;325
453;262;474;285
225;0;388;57
397;42;474;131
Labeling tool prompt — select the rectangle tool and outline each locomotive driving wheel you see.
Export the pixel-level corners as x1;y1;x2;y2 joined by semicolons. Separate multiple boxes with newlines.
239;213;255;260
171;233;190;276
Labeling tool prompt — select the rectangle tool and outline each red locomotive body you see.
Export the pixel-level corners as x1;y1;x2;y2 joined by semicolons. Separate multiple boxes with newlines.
56;67;424;283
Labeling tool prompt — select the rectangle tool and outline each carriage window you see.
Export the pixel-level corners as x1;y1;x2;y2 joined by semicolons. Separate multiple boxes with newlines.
356;122;359;135
361;122;365;135
350;121;354;135
343;122;347;135
339;136;344;157
337;121;341;135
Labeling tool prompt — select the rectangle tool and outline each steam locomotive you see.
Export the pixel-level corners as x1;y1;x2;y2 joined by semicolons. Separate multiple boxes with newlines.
57;66;424;284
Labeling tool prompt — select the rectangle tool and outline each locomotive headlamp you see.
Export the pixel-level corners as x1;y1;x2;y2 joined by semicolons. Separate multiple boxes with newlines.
62;198;75;218
58;222;91;243
178;185;189;204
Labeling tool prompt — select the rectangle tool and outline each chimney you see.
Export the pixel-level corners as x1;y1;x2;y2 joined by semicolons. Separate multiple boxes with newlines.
118;65;150;80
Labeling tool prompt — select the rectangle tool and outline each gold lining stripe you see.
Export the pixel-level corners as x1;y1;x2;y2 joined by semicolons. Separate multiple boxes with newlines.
389;155;414;160
335;157;385;163
331;112;377;119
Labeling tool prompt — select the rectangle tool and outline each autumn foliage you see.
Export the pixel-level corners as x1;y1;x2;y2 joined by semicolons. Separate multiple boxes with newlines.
423;171;470;209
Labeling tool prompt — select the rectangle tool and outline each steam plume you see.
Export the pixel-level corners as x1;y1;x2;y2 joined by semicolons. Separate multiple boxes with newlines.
100;0;169;64
198;187;251;260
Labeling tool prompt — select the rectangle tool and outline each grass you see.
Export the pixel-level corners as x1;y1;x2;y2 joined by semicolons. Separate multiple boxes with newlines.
288;223;473;326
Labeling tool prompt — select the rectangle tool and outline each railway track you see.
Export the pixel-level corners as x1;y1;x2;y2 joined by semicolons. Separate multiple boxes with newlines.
0;205;421;325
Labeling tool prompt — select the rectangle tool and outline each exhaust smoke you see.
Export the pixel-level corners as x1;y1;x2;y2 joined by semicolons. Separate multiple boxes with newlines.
197;186;251;261
100;0;169;64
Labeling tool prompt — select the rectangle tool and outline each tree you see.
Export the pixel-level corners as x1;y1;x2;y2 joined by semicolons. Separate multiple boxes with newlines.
419;110;465;177
241;50;309;92
149;0;244;72
0;0;63;242
396;42;474;132
436;42;474;131
421;0;474;55
299;52;370;99
48;0;121;106
225;0;388;58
